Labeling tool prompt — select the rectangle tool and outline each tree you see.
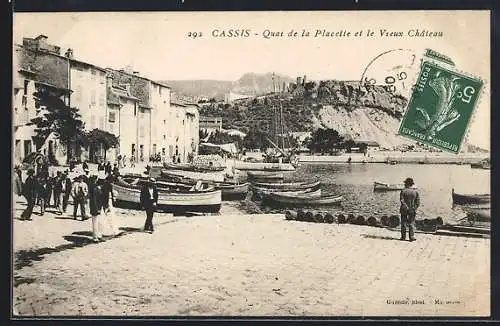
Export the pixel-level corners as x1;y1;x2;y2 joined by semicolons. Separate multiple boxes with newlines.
86;128;119;162
29;87;86;164
242;129;268;151
343;139;356;153
308;128;344;154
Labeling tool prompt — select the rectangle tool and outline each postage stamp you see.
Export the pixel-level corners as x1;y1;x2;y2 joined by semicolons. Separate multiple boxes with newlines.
398;60;483;153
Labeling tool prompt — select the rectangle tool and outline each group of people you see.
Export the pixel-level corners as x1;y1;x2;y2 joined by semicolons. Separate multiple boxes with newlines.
15;166;73;219
15;162;124;242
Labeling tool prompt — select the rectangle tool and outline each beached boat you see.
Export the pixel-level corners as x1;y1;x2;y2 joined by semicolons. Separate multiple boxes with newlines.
463;207;491;222
263;192;343;207
452;189;491;205
373;182;404;191
160;169;224;182
113;177;221;213
268;188;322;198
163;162;225;172
214;182;250;200
247;170;284;181
470;160;490;170
234;161;295;171
251;179;320;191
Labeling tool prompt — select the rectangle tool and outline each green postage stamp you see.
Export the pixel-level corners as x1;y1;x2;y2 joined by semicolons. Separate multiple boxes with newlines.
398;59;483;153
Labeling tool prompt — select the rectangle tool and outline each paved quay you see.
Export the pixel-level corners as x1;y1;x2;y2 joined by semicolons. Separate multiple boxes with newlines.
13;198;489;317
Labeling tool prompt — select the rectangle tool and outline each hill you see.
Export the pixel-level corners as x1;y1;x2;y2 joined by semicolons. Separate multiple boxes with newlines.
198;79;417;149
161;80;233;101
161;72;294;101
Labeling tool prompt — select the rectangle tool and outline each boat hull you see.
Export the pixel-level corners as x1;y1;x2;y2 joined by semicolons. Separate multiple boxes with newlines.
161;169;224;182
215;182;250;200
163;162;226;172
113;182;222;213
373;182;404;191
264;193;343;207
452;191;491;205
252;180;320;191
234;161;295;171
247;171;284;180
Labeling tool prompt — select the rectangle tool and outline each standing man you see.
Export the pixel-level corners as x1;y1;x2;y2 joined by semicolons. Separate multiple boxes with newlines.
140;177;158;234
62;170;72;213
88;174;104;242
99;172;121;236
71;175;88;221
53;171;64;214
36;174;48;215
400;177;420;242
20;169;37;221
105;161;112;176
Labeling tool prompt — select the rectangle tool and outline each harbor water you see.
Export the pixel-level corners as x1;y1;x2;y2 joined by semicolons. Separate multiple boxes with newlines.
259;163;491;223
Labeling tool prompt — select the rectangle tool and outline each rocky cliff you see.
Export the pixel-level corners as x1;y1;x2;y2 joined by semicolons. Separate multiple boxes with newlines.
199;79;417;149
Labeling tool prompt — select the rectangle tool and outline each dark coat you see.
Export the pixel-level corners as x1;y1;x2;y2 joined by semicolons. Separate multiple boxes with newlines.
63;177;72;195
88;182;103;216
22;175;37;200
100;180;113;208
140;183;158;209
36;178;48;198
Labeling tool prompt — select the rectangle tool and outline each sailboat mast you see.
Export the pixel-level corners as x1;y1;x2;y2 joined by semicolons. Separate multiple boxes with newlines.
280;101;285;151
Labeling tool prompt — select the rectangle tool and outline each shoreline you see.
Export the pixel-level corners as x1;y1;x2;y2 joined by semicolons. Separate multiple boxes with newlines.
298;152;489;165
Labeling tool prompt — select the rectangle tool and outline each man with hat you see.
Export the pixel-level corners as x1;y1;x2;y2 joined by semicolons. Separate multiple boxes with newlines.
140;177;159;233
71;174;89;221
61;170;72;213
88;173;104;242
98;171;122;236
400;177;420;242
20;168;37;221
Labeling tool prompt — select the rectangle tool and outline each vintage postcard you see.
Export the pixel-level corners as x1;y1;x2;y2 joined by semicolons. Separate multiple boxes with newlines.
12;11;490;317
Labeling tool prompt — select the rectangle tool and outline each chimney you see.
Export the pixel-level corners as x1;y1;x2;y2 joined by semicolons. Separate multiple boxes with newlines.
106;73;113;86
303;75;307;86
64;48;74;59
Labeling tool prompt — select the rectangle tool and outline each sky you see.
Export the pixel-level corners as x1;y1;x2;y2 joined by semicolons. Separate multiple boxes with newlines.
13;11;490;149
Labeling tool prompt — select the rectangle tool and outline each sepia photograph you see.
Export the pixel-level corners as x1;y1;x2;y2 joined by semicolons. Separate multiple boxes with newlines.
12;10;490;317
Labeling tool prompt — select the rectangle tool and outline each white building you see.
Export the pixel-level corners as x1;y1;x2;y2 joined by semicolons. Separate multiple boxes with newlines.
170;101;199;163
13;43;71;165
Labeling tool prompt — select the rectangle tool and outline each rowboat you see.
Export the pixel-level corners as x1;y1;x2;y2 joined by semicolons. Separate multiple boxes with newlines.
470;160;490;170
247;171;284;180
113;177;221;213
163;162;225;172
161;169;224;182
268;188;322;198
251;179;321;191
373;182;404;191
263;192;343;207
214;182;250;200
234;161;296;171
452;189;491;205
463;207;491;222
